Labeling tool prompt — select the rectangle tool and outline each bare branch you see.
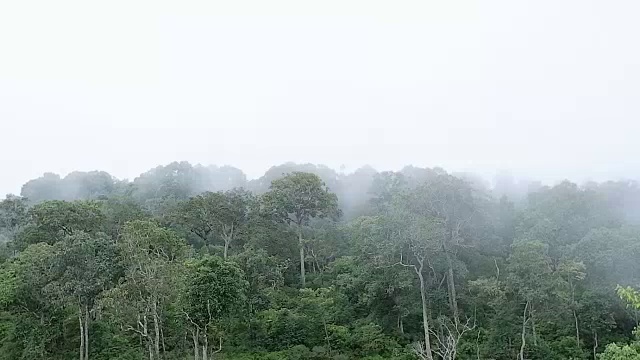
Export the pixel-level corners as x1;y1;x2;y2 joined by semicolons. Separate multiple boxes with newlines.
212;337;223;354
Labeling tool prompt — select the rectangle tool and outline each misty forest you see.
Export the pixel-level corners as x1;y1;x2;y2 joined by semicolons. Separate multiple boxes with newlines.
3;161;640;360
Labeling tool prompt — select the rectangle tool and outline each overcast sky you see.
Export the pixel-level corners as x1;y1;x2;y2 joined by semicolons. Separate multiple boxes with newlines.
1;0;639;195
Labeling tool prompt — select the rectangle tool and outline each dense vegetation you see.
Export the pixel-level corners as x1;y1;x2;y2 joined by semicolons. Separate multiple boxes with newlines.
2;161;640;359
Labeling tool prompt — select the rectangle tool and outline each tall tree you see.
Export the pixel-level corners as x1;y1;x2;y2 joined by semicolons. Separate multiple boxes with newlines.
506;241;554;360
171;189;253;259
261;172;339;287
350;210;440;360
180;256;247;360
0;195;28;245
599;287;640;359
49;232;118;360
0;243;59;360
405;174;478;325
100;220;186;360
17;200;105;247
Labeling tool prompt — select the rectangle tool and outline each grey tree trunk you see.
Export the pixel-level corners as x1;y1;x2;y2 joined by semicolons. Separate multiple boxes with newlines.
445;252;459;325
143;314;153;360
79;307;84;360
202;334;208;360
520;301;529;360
152;301;161;360
530;304;537;346
323;317;331;356
193;329;199;360
222;223;234;259
84;305;89;360
299;231;306;288
416;267;434;360
573;310;580;347
570;279;580;348
592;331;598;360
443;233;459;326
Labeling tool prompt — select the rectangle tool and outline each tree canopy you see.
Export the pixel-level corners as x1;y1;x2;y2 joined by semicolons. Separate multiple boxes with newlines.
1;161;639;360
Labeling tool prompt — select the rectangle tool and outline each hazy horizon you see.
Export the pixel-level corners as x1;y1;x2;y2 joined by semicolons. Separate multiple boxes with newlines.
2;0;639;196
4;160;637;198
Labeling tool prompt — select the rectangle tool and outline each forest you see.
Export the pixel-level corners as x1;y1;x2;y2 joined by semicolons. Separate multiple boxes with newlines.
2;161;640;360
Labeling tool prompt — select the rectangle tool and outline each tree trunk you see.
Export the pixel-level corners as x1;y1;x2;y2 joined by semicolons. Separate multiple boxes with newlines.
592;330;598;360
202;334;208;360
138;315;143;347
39;314;46;360
573;309;580;348
222;223;234;259
84;304;89;360
152;301;161;360
530;304;537;346
223;238;229;259
323;317;332;356
79;307;84;360
143;315;153;360
398;313;404;334
520;301;529;360
444;242;459;326
446;260;459;325
161;327;166;354
193;329;200;360
476;329;481;360
416;267;434;360
299;231;306;288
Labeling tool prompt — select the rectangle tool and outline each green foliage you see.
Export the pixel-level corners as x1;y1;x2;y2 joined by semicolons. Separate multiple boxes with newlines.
0;195;28;244
21;171;122;203
170;189;254;257
182;255;248;328
600;342;640;360
2;164;640;359
17;200;105;247
262;172;340;226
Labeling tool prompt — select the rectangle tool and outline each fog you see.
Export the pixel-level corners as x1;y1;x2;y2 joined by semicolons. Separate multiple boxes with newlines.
2;0;640;196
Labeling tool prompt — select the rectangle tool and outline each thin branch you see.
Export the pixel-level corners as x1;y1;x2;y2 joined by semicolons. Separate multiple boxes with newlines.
212;337;223;354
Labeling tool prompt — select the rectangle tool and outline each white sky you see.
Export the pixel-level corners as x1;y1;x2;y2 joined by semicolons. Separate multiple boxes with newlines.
1;0;639;195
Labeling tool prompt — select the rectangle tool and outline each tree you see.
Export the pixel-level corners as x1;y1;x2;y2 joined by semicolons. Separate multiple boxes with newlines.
556;259;587;350
599;287;640;360
261;172;340;287
233;246;289;314
350;208;441;360
0;195;28;245
49;232;118;360
20;173;62;204
404;174;478;326
517;181;620;263
369;171;406;212
181;256;247;360
171;189;253;259
0;243;59;360
507;241;554;360
6;163;640;360
389;210;442;360
20;171;123;203
100;196;148;238
100;220;186;360
17;200;105;247
129;162;247;215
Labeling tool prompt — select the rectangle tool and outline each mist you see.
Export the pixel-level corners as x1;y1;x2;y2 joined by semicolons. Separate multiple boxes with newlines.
3;1;640;359
11;161;640;224
2;0;640;196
